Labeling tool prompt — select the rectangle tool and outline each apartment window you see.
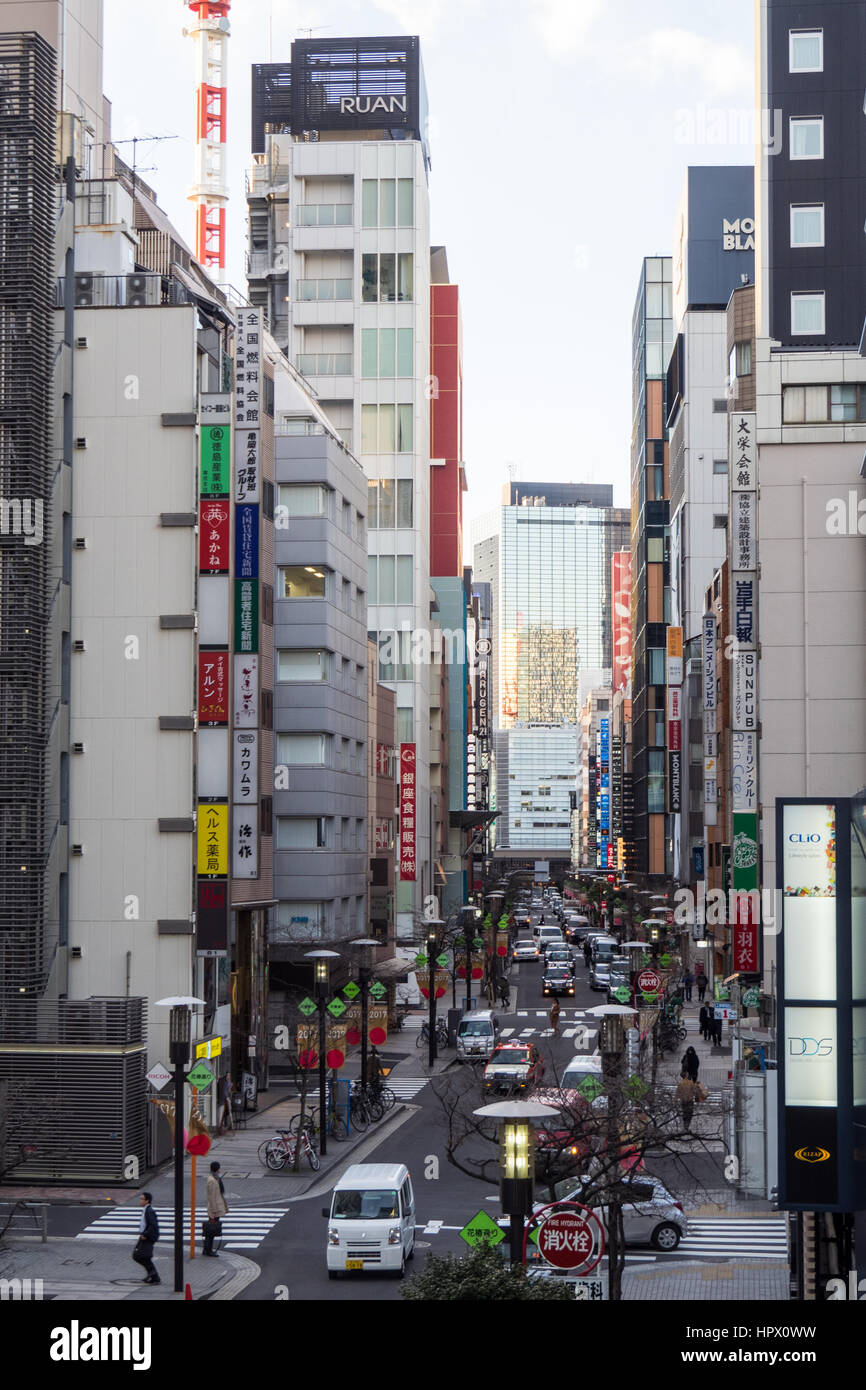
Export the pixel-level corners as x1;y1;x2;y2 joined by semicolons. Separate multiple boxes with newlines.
361;327;413;378
260;795;273;837
262;583;274;626
278;565;328;599
275;901;326;941
729;341;752;378
298;203;351;226
397;178;413;225
377;629;414;682
263;375;275;417
396;555;413;603
830;384;858;422
361;403;413;454
361;252;413;302
368;477;413;530
369;554;412;605
791;292;825;335
277;816;327;849
791;204;824;247
262;479;275;521
713;514;728;530
790;116;823;160
789;29;822;72
361;180;378;227
277;483;329;518
713;459;728;474
277;733;330;766
360;178;413;228
261;688;273;729
277;648;329;682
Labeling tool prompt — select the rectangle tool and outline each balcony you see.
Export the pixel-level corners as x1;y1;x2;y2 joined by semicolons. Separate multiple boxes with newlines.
54;273;197;310
296;353;351;377
297;204;352;227
297;278;352;302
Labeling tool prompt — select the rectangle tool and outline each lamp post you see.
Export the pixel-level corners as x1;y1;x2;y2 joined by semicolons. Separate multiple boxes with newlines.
473;1099;559;1266
461;904;480;1013
425;919;443;1068
349;937;379;1090
587;1002;633;1301
304;950;340;1156
155;994;204;1294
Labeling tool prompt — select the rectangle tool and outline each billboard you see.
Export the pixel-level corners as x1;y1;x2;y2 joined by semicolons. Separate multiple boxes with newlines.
197;803;228;878
199;650;229;724
611;550;632;693
399;744;416;880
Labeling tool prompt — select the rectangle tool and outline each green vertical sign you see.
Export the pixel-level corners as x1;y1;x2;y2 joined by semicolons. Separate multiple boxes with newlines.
234;579;259;653
732;812;759;892
201;424;230;496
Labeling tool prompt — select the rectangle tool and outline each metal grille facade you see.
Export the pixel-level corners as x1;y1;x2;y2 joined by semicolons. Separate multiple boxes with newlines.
0;34;56;998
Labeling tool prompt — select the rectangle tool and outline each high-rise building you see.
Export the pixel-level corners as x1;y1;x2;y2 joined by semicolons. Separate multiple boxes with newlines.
247;37;434;936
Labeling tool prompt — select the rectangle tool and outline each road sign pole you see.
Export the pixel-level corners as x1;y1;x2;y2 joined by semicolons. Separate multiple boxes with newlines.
509;1213;523;1267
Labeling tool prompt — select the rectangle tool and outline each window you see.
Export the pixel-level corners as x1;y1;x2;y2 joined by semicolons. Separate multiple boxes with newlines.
298;203;351;226
367;478;401;529
789;29;822;72
276;816;327;849
396;555;413;603
274;901;326;941
263;375;274;417
791;204;824;247
360;179;412;228
377;629;414;681
278;565;328;599
791;292;825;335
790;116;823;159
261;688;273;729
262;479;274;521
648;647;665;685
396;478;413;527
647;536;664;563
729;341;752;378
713;514;728;529
782;384;866;423
277;483;329;517
830;384;858;422
361;328;413;378
397;178;413;225
277;733;330;766
713;459;728;474
360;403;413;454
262;583;274;626
278;649;329;682
362;252;413;303
260;795;273;837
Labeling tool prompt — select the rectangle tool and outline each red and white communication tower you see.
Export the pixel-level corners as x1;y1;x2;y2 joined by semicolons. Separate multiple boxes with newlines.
185;1;230;279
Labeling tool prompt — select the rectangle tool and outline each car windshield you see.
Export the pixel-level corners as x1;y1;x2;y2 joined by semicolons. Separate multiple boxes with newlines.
491;1047;530;1064
460;1020;492;1036
332;1189;398;1219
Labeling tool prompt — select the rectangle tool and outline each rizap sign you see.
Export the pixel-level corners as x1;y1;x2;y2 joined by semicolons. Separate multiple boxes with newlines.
723;217;755;251
339;95;407;115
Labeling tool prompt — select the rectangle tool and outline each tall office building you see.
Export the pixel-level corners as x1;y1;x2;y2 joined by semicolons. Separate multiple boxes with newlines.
247;37;434;936
630;257;674;880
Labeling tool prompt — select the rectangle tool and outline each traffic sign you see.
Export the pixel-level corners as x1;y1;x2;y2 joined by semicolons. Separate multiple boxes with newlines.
186;1061;215;1091
436;953;449;968
659;953;672;967
369;981;386;999
415;953;428;967
298;996;317;1016
636;968;662;995
577;1075;604;1102
624;1073;650;1100
473;937;484;949
146;1063;172;1092
342;981;360;1000
327;997;346;1018
537;1207;604;1273
613;985;631;1004
459;1209;505;1249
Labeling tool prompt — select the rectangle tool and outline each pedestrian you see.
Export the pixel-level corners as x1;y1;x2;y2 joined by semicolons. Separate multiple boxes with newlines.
583;941;591;968
683;969;694;1002
699;1003;711;1041
204;1160;228;1257
548;999;560;1033
218;1073;234;1133
681;1045;700;1082
498;975;511;1009
696;971;708;1003
132;1192;160;1285
370;1045;384;1087
712;1016;724;1048
675;1075;699;1132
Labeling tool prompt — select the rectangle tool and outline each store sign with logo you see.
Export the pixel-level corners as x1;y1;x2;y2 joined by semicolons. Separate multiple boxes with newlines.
399;743;416;880
732;651;757;730
340;94;407;115
722;216;755;251
731;730;757;812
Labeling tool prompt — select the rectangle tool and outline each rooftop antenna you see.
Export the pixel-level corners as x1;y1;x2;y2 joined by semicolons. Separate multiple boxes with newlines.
107;134;179;203
299;25;331;38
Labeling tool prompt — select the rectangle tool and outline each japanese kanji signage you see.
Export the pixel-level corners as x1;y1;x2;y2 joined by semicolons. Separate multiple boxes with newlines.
232;804;258;878
233;731;258;804
730;412;756;491
199;650;229;724
234;307;261;430
732;730;757;812
733;491;757;570
666;625;683;687
535;1205;604;1273
197;803;228;878
235;503;259;580
233;654;258;728
399;743;416;880
702;614;716;710
199;500;230;573
234;578;259;653
733;573;757;648
703;614;717;828
235;428;260;505
732;890;759;975
732;651;757;730
200;395;231;497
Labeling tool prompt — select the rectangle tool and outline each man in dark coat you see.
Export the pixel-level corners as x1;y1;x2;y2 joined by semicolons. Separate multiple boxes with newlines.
132;1192;160;1284
699;1004;711;1041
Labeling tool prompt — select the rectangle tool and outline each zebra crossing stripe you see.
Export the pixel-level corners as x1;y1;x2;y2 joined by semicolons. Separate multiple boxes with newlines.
500;1027;515;1037
76;1206;289;1252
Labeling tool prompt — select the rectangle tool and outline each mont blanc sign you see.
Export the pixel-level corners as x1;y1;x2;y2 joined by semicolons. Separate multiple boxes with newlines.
340;95;407;115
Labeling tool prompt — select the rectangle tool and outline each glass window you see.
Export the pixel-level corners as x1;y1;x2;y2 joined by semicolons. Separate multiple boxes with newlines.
279;566;327;599
396;706;413;743
379;479;395;528
378;555;395;603
379;328;396;377
361;405;378;454
277;733;329;765
648;647;665;685
396;555;413;603
397;328;413;377
398;253;413;301
713;459;728;474
276;816;326;850
791;204;824;247
790;116;823;159
367;555;377;598
362;180;378;227
791;292;825;335
278;649;328;681
277;483;328;516
647;536;664;563
362;328;378;378
367;478;378;527
830;384;857;422
396;478;413;527
789;29;822;72
379;179;396;227
362;253;378;303
274;901;325;941
378;403;395;452
397;404;413;452
783;385;805;423
397;178;413;226
379;253;396;303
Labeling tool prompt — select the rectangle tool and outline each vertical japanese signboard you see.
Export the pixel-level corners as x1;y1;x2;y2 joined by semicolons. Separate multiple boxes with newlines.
612;550;632;694
729;410;758;911
200;394;231;497
199;651;229;725
197;804;229;877
199;500;230;573
702;614;717;828
399;743;416;880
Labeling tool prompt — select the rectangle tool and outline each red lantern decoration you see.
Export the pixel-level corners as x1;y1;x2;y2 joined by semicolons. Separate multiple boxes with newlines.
298;1048;318;1069
369;1025;387;1045
346;1024;361;1046
186;1133;211;1156
326;1047;345;1069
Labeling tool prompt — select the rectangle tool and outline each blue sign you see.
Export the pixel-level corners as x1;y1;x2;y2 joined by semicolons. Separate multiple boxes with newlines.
693;845;705;878
235;504;259;579
600;718;610;766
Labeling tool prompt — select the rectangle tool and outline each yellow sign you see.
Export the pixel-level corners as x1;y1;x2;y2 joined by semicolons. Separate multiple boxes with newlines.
197;803;228;877
195;1037;222;1060
666;627;683;659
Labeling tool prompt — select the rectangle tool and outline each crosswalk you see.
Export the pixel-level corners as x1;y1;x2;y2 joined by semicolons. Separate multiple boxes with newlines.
75;1205;288;1252
675;1218;788;1261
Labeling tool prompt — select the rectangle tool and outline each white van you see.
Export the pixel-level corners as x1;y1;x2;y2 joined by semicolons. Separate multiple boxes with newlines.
325;1163;416;1278
456;1009;500;1062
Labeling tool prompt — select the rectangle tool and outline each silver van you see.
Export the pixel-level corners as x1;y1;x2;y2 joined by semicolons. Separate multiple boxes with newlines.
456;1009;500;1062
325;1163;416;1278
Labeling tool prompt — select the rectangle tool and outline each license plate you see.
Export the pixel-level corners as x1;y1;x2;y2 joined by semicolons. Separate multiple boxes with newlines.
345;1259;364;1270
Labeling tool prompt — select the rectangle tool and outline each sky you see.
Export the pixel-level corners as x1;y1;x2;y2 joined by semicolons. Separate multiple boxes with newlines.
102;0;756;549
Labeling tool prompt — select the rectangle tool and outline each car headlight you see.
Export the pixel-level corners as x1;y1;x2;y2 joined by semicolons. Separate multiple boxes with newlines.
388;1226;401;1245
328;1226;340;1246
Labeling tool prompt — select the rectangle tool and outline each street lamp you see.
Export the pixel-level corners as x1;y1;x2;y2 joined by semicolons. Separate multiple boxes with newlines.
350;938;380;1090
304;950;340;1156
587;1003;634;1300
473;1099;559;1266
461;904;481;1014
155;994;205;1293
425;919;443;1068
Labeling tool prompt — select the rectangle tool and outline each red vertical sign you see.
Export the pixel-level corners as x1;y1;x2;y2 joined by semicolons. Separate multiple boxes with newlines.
199;499;230;573
400;743;416;881
199;650;229;723
732;895;759;974
612;551;632;694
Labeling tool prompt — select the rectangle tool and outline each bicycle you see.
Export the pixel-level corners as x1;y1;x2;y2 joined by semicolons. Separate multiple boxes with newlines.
416;1018;449;1050
363;1080;396;1112
292;1103;349;1142
351;1081;385;1122
263;1126;320;1172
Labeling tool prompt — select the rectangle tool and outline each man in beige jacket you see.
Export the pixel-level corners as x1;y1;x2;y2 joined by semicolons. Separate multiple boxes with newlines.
204;1160;228;1256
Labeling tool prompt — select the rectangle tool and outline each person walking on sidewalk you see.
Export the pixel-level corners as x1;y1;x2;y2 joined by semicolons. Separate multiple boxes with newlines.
204;1160;228;1256
217;1073;234;1133
695;966;708;1003
699;1003;711;1041
681;1045;700;1082
132;1192;160;1284
711;1016;724;1048
675;1075;700;1132
682;969;694;1002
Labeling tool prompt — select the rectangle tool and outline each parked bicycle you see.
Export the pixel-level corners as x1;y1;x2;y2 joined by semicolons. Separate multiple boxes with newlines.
260;1126;320;1172
416;1017;449;1050
361;1080;396;1112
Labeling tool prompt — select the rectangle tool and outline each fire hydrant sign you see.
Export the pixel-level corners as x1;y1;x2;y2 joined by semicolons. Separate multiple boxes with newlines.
537;1208;603;1273
637;968;662;995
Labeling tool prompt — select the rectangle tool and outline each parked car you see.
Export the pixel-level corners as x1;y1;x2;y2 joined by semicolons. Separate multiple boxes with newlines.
553;1173;687;1251
512;938;540;963
590;961;612;992
483;1041;546;1095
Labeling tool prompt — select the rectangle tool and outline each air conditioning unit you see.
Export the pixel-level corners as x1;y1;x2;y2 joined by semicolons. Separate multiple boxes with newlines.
126;273;159;307
74;272;95;307
72;742;85;754
73;639;86;652
74;437;88;450
73;537;87;550
75;336;89;349
71;844;84;856
70;946;84;960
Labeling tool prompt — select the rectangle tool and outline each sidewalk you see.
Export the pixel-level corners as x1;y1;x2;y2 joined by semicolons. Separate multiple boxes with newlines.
0;1236;256;1301
622;1259;790;1300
